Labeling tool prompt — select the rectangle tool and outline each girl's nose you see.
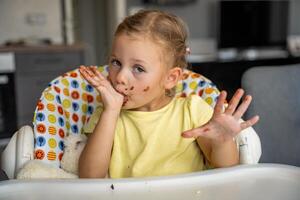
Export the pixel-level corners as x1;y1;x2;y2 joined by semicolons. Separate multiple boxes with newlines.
116;68;128;85
115;68;130;92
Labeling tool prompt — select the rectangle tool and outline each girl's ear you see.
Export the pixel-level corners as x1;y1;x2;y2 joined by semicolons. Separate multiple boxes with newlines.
164;67;183;89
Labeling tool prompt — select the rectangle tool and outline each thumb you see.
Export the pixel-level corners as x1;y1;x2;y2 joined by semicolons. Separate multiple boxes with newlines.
182;127;206;138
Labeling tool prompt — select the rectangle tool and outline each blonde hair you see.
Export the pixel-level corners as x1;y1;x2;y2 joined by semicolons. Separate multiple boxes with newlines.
115;9;189;69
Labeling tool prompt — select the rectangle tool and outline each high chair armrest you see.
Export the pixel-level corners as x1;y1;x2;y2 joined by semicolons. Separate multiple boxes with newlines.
235;125;262;164
16;125;35;173
1;133;17;179
1;125;34;179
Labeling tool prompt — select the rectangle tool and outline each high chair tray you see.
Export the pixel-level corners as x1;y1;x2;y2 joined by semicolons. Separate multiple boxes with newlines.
0;164;299;200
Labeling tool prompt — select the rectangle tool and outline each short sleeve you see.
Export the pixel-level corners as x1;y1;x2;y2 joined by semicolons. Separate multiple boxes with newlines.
83;106;103;134
188;95;214;129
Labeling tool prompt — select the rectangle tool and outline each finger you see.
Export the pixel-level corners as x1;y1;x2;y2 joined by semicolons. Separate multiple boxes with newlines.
81;66;96;78
80;66;94;78
182;126;210;138
90;66;116;89
214;91;227;115
225;89;244;115
80;67;103;87
79;66;92;80
91;66;106;81
240;115;260;130
233;95;252;119
89;66;109;85
86;66;104;82
79;65;88;76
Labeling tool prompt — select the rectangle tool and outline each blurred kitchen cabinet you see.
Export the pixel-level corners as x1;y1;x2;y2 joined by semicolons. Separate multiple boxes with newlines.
13;45;84;127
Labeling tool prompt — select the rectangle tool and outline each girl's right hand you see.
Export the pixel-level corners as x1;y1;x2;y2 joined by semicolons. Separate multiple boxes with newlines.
79;65;124;112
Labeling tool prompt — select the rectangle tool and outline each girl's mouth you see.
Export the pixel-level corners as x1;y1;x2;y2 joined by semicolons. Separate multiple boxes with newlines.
113;85;130;106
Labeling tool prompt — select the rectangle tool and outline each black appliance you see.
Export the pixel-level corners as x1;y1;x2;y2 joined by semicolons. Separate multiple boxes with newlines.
218;0;289;50
0;53;17;138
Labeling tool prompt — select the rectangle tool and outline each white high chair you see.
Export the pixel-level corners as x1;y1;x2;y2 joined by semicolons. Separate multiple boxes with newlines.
0;65;261;179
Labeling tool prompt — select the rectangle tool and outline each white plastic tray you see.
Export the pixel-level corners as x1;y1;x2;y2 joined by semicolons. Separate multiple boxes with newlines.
0;164;299;200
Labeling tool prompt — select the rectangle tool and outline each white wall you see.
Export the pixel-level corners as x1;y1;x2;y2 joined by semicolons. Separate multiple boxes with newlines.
0;0;63;45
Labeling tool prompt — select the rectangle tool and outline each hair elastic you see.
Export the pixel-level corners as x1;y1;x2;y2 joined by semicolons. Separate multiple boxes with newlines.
186;47;191;55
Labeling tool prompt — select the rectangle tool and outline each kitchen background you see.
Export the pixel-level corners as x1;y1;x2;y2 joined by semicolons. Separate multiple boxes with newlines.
1;0;300;64
0;0;300;137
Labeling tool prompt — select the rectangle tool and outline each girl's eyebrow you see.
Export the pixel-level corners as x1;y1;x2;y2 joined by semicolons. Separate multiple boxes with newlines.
110;56;148;65
131;58;148;65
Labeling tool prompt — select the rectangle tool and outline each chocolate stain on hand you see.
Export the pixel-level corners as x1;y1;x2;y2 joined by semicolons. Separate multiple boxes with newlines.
203;128;210;132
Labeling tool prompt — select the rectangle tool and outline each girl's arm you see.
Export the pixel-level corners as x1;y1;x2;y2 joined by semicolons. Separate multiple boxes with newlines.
182;89;259;168
78;66;124;178
196;136;239;167
79;109;119;178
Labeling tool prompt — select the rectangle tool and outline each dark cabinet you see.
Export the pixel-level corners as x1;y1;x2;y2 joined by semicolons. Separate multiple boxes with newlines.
191;56;300;98
6;45;85;128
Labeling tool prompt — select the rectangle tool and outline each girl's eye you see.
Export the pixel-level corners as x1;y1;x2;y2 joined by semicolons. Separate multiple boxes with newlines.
133;65;145;73
110;59;121;67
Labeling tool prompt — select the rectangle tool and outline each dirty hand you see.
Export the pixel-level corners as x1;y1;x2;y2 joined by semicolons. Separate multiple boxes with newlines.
182;89;259;144
79;65;124;111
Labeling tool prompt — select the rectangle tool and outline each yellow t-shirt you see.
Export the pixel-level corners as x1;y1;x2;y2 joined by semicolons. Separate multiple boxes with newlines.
84;95;213;178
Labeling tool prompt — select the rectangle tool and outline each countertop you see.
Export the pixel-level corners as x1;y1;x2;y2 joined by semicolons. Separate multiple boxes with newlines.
0;44;85;53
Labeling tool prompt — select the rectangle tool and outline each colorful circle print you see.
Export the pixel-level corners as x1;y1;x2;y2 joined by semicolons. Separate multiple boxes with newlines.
62;99;71;109
37;124;46;133
48;126;57;135
48;138;57;148
35;149;45;160
36;136;46;147
71;80;79;88
47;151;56;160
58;117;65;127
36;113;45;122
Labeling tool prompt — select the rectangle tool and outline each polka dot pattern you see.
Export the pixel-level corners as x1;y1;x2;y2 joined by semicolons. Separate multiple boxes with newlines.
175;70;220;108
33;66;106;166
33;65;219;167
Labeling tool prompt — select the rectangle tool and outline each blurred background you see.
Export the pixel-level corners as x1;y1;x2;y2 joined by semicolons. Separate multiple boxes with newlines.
0;0;300;139
1;0;300;64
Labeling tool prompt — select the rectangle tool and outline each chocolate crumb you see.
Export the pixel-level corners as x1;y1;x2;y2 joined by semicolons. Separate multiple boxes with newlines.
110;184;114;190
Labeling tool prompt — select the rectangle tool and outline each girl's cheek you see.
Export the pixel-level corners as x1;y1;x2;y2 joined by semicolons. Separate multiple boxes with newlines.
107;76;112;83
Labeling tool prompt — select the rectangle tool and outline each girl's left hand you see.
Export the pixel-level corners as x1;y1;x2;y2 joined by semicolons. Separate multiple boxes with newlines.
182;89;259;144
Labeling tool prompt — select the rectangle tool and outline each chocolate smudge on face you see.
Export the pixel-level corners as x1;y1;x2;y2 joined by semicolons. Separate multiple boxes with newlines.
130;86;134;91
122;95;128;107
143;86;150;92
122;100;128;106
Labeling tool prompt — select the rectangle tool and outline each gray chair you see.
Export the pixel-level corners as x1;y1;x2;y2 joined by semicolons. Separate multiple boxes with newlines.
242;64;300;166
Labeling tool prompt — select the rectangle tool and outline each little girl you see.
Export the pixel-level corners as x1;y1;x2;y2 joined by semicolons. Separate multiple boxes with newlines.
78;10;259;178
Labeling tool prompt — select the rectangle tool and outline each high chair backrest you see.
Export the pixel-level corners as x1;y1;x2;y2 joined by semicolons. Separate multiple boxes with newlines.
242;64;300;166
32;65;220;167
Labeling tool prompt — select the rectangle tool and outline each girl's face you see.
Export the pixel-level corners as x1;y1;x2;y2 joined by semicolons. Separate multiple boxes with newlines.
108;34;172;111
